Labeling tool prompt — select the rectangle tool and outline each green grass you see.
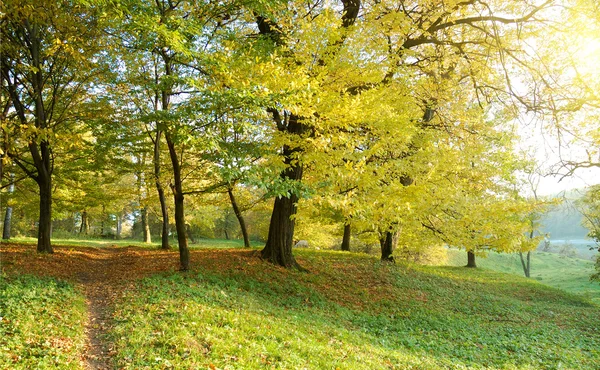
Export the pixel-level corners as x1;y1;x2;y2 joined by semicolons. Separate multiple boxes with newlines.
446;249;600;304
0;274;86;369
4;236;262;249
108;249;600;369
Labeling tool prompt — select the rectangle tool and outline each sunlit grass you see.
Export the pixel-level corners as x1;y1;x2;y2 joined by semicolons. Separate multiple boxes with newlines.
0;275;86;369
445;249;600;303
109;250;600;369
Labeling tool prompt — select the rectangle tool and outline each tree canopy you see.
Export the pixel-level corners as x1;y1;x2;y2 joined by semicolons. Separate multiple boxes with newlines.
1;0;599;271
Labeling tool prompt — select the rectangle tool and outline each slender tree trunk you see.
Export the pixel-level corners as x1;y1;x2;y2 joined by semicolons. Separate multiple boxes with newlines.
37;176;52;253
381;231;394;262
141;207;151;243
466;250;477;268
519;251;531;277
2;175;14;240
261;115;304;269
341;223;351;251
228;187;251;248
3;206;13;240
116;214;122;240
153;130;170;249
165;131;189;271
80;210;89;235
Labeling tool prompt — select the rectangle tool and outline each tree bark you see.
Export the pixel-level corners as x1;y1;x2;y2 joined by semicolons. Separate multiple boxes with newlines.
228;187;251;248
381;231;394;262
165;131;189;271
341;223;351;251
116;214;122;240
153;130;170;249
261;114;304;269
80;210;89;235
3;206;13;240
466;250;477;268
2;174;14;240
37;175;52;253
141;207;151;243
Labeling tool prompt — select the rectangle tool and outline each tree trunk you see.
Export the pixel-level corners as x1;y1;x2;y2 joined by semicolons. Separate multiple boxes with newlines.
228;187;251;248
37;176;53;253
261;114;305;269
165;131;189;271
116;214;122;240
341;223;351;251
519;251;531;277
3;206;13;240
381;231;394;262
466;250;477;268
141;207;151;243
80;210;89;234
153;131;170;249
2;174;14;240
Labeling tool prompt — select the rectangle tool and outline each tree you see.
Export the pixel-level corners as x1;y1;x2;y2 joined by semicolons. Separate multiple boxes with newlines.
1;0;105;252
578;185;600;281
238;0;563;268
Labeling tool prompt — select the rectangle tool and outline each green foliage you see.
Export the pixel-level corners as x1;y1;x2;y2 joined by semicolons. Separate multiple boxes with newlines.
577;185;600;281
108;250;600;369
0;275;86;369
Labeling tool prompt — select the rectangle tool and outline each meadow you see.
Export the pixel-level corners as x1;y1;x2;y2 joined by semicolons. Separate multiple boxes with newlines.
1;240;599;369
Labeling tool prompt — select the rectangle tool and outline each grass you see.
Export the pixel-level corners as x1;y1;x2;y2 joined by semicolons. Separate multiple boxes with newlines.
0;274;86;369
2;241;600;369
4;236;262;250
445;249;600;304
108;249;600;369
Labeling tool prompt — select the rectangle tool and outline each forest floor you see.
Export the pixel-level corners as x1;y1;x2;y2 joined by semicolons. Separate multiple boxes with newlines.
1;242;600;369
0;244;182;369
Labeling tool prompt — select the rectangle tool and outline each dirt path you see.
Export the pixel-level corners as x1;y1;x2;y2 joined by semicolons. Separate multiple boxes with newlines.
77;249;121;370
0;244;180;369
0;243;256;368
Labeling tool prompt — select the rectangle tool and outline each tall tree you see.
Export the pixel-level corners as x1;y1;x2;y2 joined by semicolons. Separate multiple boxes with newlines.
1;0;104;252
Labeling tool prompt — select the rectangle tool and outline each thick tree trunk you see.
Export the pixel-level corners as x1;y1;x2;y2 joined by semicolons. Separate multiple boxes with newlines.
141;207;151;243
262;194;300;268
37;177;52;253
228;187;251;248
381;231;394;262
341;223;351;251
261;114;304;269
519;251;531;277
165;131;189;271
466;250;477;268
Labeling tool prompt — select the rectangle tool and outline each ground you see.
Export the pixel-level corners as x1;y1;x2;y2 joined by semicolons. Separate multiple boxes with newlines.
1;242;599;369
0;244;181;369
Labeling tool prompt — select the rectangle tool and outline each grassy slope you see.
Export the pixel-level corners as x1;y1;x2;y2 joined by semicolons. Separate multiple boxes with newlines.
109;249;599;370
2;241;599;369
445;249;600;304
0;275;86;369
